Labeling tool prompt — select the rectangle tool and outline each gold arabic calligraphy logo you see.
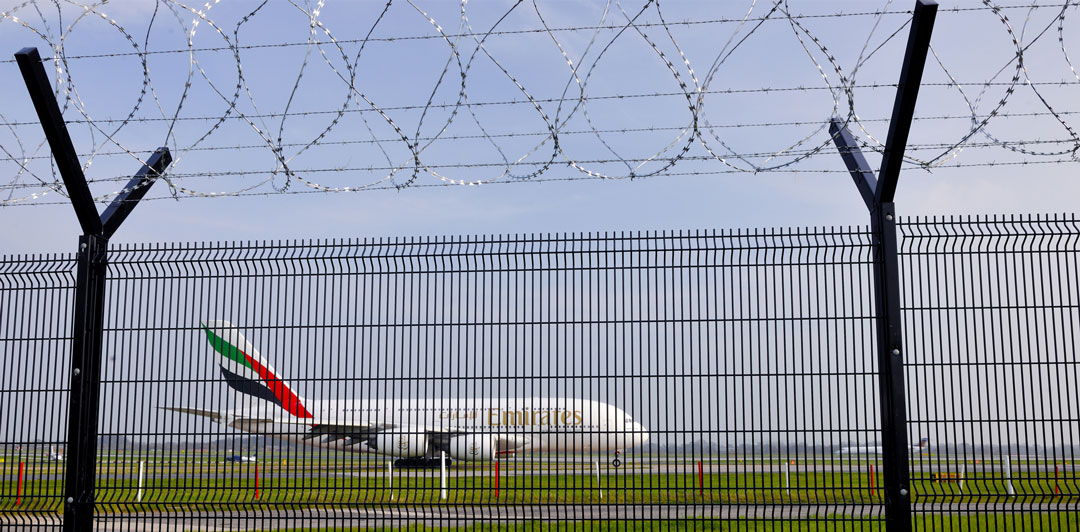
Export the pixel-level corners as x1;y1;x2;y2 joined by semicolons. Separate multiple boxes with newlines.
397;435;410;451
469;441;481;456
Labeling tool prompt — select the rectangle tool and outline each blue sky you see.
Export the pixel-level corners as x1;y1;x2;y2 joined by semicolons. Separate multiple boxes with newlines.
1;1;1079;253
1;2;1078;450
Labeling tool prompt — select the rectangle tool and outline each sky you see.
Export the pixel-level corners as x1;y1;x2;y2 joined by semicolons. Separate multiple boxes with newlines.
0;1;1079;254
1;1;1079;452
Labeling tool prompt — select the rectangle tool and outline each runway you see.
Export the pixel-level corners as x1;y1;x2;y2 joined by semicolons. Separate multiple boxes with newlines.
6;460;1074;482
4;503;1079;531
3;455;1074;530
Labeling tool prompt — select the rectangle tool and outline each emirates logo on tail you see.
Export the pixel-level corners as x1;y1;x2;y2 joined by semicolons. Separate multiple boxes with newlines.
202;321;313;419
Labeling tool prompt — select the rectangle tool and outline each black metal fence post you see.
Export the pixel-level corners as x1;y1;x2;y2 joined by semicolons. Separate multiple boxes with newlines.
15;46;172;532
64;234;108;530
828;1;937;530
871;202;912;529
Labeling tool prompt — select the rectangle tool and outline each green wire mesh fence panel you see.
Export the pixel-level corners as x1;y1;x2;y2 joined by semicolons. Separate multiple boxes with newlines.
2;215;1077;530
0;254;75;530
89;228;882;530
901;215;1080;531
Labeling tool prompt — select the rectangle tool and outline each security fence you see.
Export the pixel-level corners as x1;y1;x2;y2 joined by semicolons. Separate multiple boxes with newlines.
901;215;1080;529
0;215;1077;531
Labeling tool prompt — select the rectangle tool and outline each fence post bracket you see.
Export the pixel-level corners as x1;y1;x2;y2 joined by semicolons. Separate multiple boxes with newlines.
827;1;937;531
15;45;174;532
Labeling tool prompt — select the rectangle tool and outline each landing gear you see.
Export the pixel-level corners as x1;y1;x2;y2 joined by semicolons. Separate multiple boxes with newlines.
394;456;452;469
611;450;622;468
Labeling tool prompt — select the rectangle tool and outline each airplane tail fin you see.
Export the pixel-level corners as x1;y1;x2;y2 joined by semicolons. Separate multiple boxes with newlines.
201;320;313;419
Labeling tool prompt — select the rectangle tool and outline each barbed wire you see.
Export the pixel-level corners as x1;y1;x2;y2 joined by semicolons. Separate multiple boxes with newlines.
0;3;1063;65
4;134;1075;170
9;156;1080;207
2;137;1070;196
2;0;1080;206
3;115;1076;165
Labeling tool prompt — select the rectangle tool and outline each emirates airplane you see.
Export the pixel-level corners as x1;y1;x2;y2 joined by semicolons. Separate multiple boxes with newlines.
166;321;649;467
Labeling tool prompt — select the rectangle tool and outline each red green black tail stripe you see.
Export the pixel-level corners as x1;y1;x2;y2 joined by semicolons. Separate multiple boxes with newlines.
220;365;282;407
203;325;313;419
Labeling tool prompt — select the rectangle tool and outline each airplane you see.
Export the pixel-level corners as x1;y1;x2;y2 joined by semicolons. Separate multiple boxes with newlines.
165;321;649;468
44;445;64;462
225;454;257;463
836;437;930;456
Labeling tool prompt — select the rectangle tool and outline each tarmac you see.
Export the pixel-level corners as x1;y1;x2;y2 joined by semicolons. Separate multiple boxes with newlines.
3;502;1079;530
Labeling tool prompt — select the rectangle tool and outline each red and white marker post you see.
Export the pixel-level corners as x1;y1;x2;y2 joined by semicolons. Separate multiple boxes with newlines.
870;465;877;498
16;462;24;506
698;461;704;497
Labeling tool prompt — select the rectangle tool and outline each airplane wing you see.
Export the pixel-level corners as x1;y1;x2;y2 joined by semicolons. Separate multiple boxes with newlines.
298;422;394;445
161;406;283;424
299;422;533;454
163;406;532;454
160;406;224;422
162;406;403;444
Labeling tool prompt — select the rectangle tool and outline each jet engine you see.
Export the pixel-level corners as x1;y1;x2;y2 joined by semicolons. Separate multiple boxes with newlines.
372;433;429;457
447;435;495;461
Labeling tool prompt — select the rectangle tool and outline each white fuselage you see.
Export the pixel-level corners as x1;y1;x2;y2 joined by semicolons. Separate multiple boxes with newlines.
836;446;883;455
227;397;649;459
